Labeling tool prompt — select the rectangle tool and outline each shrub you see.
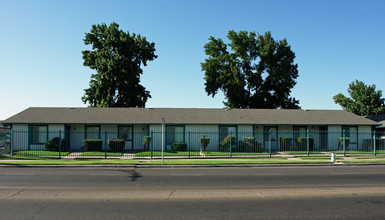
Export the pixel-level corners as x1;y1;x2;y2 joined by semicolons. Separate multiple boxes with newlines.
280;137;293;151
108;139;125;152
171;142;187;151
238;136;262;152
338;137;350;149
44;137;65;151
219;135;236;152
83;139;103;151
143;136;152;150
297;137;314;151
200;137;210;151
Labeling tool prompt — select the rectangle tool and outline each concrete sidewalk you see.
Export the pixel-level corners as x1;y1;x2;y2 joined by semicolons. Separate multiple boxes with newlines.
1;151;385;166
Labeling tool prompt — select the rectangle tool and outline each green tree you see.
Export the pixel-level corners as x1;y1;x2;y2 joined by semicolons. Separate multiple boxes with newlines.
333;80;385;116
82;22;157;107
201;30;299;109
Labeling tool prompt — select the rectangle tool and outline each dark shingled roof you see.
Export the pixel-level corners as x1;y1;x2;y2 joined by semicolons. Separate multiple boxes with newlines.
3;107;380;126
366;114;385;127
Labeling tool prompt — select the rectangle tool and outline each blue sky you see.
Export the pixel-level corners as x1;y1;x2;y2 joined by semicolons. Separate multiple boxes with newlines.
1;0;384;120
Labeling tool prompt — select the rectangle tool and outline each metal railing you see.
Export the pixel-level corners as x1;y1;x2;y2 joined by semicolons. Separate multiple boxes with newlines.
7;130;385;158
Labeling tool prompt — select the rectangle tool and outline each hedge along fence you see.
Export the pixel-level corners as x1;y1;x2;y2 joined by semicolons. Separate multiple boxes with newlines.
219;135;236;152
171;142;187;151
83;139;103;151
200;137;210;152
280;137;293;151
338;137;350;150
108;139;125;152
297;137;314;151
238;136;262;153
44;137;65;152
143;136;152;151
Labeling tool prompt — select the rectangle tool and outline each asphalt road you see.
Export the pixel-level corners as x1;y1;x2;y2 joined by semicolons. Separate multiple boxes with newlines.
1;165;385;219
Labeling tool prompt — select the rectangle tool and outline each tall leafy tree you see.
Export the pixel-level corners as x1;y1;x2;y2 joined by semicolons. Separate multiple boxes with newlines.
82;22;157;107
333;80;385;116
201;30;299;109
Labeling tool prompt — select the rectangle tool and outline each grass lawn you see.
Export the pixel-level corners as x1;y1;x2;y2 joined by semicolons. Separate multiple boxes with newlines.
348;155;385;159
0;159;141;165
0;159;332;165
296;156;343;160
282;151;323;155
330;150;385;154
80;151;123;157
201;156;286;160
341;160;385;164
135;151;201;157
204;151;272;156
13;151;70;156
145;160;332;165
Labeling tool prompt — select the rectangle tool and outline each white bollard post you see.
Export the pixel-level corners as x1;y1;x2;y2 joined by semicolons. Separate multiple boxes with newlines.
331;152;335;162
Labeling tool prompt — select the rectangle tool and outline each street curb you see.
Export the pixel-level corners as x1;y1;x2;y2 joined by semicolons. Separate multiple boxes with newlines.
1;162;385;168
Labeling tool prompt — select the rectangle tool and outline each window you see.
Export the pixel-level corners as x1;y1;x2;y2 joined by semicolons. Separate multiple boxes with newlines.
118;126;133;141
85;125;100;139
166;126;184;145
30;125;47;144
342;126;358;147
294;126;307;137
263;126;277;142
219;125;237;141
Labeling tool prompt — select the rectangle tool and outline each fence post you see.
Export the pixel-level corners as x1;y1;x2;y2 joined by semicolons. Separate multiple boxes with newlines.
269;130;272;158
188;131;191;159
150;131;153;159
230;132;232;158
58;130;61;159
374;130;376;156
306;129;309;157
343;129;346;157
104;131;107;159
161;118;165;165
10;130;13;157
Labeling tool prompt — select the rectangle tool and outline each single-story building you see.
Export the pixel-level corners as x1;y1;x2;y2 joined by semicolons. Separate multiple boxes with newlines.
2;107;381;152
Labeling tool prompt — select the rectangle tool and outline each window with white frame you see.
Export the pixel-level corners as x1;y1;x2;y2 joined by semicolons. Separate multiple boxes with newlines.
219;125;237;141
118;126;133;141
166;126;184;145
85;125;100;139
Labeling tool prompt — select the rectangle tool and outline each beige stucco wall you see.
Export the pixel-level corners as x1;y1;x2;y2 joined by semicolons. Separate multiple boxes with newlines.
185;125;219;151
133;125;149;150
11;124;28;151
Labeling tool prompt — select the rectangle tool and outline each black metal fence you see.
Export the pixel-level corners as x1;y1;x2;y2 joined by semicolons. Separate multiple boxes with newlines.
6;130;385;158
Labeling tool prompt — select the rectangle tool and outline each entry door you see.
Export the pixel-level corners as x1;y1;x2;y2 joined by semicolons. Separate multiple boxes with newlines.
319;126;328;151
264;126;277;152
65;125;70;152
